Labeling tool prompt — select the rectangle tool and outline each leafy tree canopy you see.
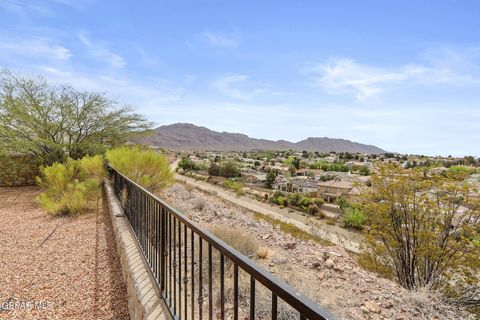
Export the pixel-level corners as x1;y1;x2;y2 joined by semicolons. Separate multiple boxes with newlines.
0;70;151;165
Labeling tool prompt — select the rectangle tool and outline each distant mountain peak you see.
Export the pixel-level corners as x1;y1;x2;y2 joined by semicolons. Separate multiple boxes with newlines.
136;123;386;154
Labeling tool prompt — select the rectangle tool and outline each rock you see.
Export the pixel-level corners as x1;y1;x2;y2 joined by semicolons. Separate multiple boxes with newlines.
311;261;322;269
325;258;335;268
317;271;325;280
360;306;370;314
283;242;296;250
271;256;287;265
364;301;381;314
333;264;345;272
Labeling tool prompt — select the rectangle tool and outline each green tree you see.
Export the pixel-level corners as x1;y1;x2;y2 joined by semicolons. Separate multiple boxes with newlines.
208;162;220;176
0;70;150;165
360;163;480;307
265;170;276;188
220;160;240;178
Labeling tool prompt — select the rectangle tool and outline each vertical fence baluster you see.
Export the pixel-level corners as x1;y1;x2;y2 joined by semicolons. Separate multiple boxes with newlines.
168;212;172;306
178;220;182;319
220;254;225;320
250;276;255;319
208;244;212;320
199;238;203;320
184;224;188;319
173;217;177;315
272;293;278;320
233;264;238;320
190;230;195;320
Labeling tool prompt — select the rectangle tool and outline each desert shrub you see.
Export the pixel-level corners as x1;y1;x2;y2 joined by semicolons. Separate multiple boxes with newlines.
298;196;313;211
105;146;173;191
177;157;199;171
361;163;480;306
276;196;287;206
340;206;365;229
208;225;258;258
287;193;302;206
312;197;325;207
36;155;105;216
256;248;269;259
191;197;207;211
306;203;319;215
336;196;350;210
223;179;245;195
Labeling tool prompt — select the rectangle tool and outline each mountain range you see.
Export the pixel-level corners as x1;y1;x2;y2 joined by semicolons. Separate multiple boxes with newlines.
136;123;386;154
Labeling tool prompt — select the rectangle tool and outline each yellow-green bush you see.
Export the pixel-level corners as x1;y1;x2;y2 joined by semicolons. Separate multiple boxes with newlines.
223;179;245;195
105;146;173;191
36;155;106;216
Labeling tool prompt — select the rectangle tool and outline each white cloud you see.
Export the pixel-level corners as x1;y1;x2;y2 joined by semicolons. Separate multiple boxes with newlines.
78;32;126;68
0;38;71;60
199;29;240;48
212;74;270;100
304;56;480;100
36;65;182;109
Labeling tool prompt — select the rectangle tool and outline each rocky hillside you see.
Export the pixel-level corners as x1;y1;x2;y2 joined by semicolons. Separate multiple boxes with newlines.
136;123;386;154
160;183;474;320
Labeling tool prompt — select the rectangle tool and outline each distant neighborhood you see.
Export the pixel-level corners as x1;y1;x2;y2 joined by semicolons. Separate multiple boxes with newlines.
170;148;480;230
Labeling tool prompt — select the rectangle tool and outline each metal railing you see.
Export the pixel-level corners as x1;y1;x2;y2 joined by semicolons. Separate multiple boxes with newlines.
108;165;336;320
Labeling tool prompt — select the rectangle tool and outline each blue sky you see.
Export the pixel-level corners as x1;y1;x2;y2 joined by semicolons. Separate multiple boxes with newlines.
1;0;479;156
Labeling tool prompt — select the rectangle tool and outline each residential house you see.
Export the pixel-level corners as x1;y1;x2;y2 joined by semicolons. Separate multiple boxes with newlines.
243;173;267;184
317;180;355;203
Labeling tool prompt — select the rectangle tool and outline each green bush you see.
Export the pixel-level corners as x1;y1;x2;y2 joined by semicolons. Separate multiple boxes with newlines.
287;193;302;206
340;207;365;229
106;146;173;191
178;158;199;171
223;179;245;195
276;196;287;206
298;196;313;210
36;155;106;216
312;197;325;207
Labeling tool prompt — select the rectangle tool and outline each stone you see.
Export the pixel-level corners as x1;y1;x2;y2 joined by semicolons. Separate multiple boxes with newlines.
364;301;381;314
283;242;297;250
325;258;335;269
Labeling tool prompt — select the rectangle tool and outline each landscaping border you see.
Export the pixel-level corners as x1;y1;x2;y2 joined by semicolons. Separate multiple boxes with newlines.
104;181;170;320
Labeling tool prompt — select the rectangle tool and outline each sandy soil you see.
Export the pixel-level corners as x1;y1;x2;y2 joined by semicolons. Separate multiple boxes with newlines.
0;187;129;320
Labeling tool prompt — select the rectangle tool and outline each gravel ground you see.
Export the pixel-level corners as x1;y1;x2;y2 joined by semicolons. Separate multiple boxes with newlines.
161;183;475;320
0;187;129;320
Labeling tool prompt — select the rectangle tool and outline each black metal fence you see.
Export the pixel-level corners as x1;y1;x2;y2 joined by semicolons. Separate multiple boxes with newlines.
108;165;336;320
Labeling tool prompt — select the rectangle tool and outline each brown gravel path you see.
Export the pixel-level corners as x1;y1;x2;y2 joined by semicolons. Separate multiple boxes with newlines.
0;187;129;320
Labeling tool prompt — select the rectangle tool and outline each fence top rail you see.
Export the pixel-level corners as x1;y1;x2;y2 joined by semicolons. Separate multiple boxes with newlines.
108;164;336;320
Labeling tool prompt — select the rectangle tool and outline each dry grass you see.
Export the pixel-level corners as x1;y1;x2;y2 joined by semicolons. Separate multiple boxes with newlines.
256;248;270;259
253;212;333;246
208;224;258;258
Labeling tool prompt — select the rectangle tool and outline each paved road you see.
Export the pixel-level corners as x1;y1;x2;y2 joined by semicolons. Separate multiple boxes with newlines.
170;160;362;253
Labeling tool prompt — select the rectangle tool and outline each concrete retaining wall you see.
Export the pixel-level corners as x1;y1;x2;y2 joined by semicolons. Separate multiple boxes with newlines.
104;181;170;320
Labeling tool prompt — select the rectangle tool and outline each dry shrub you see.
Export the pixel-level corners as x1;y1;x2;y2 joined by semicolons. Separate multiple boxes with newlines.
208;225;258;258
256;272;320;320
256;248;270;259
191;197;207;211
